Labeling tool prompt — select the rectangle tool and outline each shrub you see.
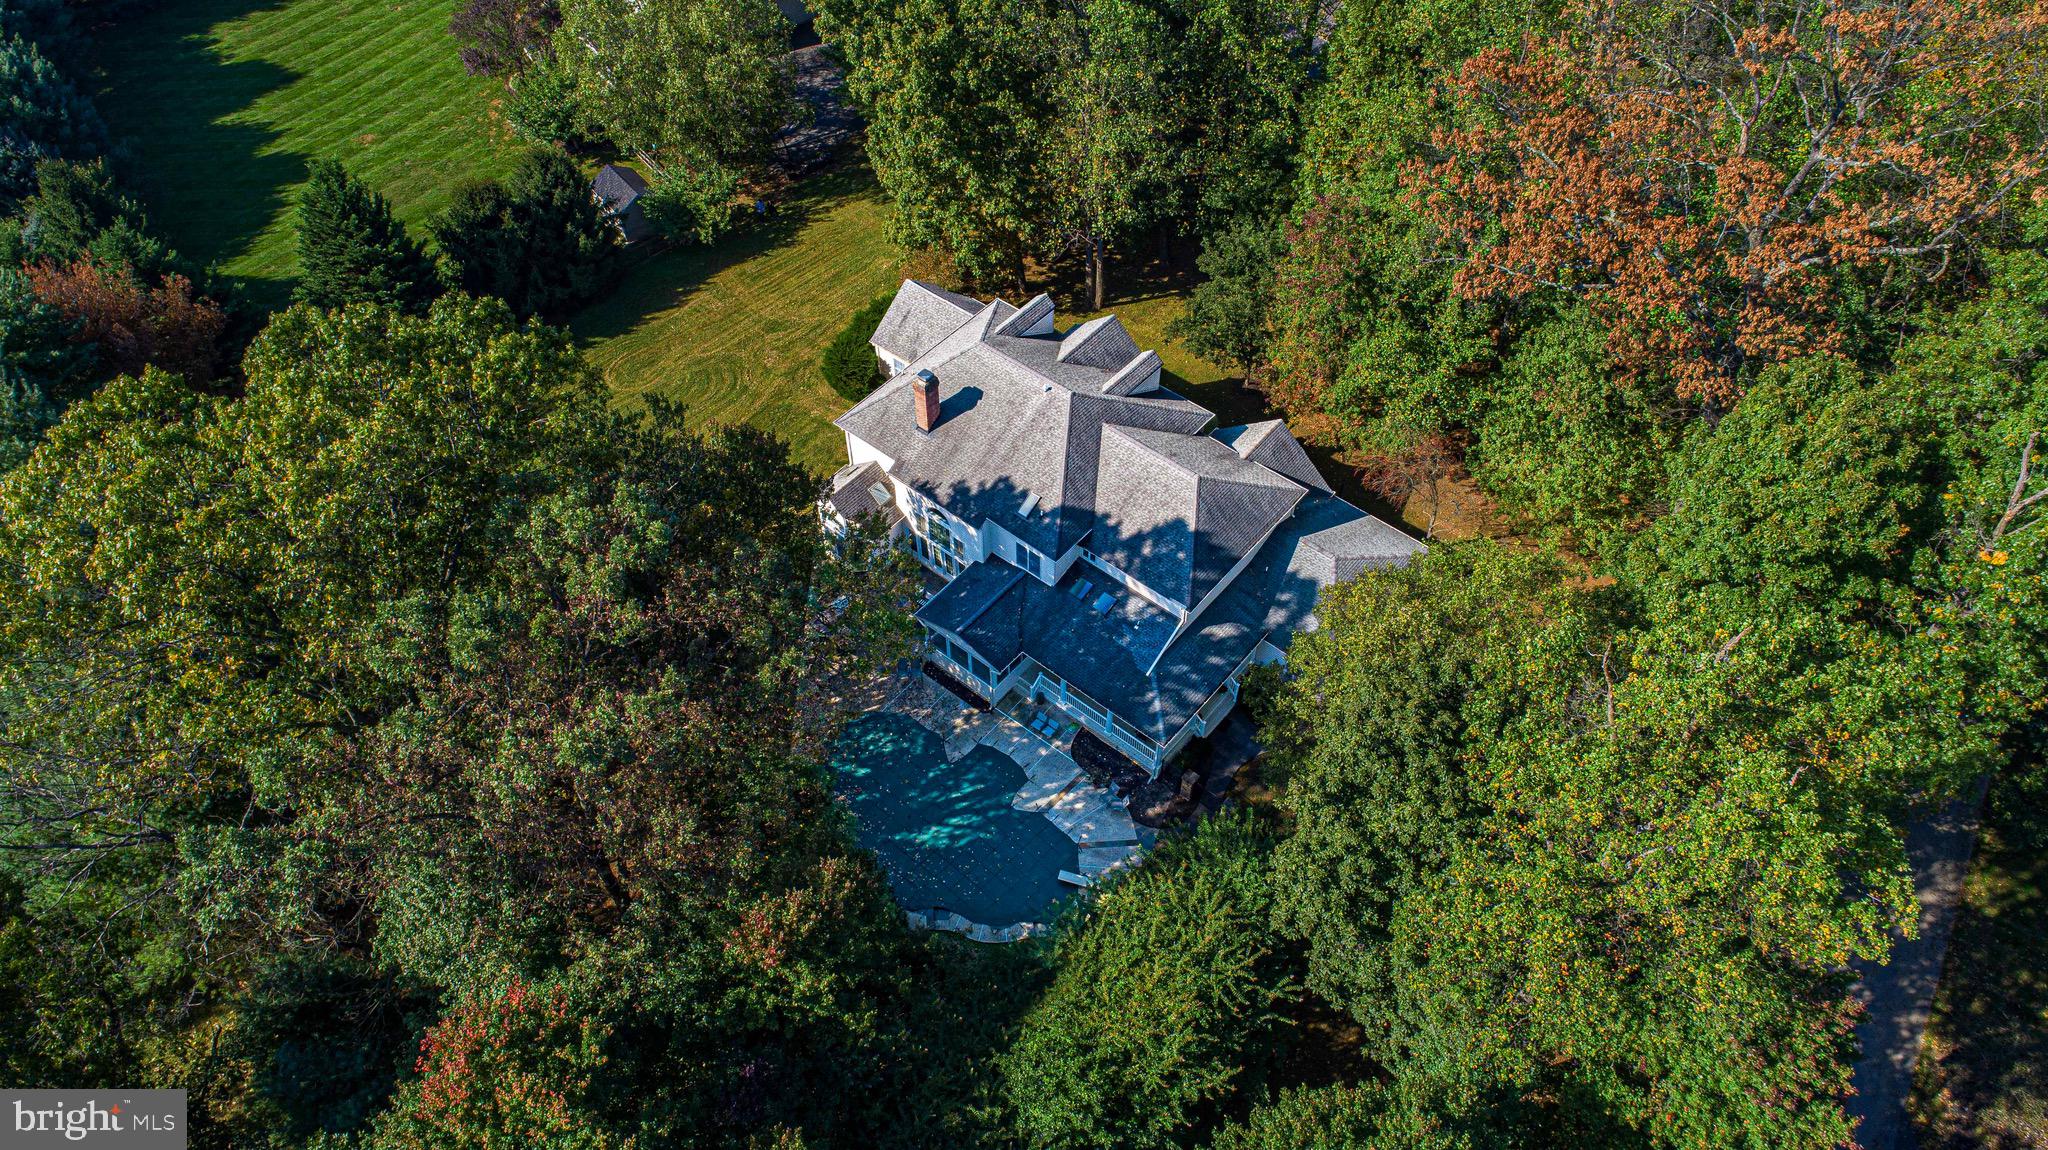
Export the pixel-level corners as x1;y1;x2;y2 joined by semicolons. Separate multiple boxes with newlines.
640;159;740;246
822;292;893;402
25;257;224;384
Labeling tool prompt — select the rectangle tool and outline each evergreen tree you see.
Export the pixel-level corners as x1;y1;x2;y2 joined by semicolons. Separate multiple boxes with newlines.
0;265;90;470
820;291;893;401
432;150;618;321
293;159;437;313
0;32;104;210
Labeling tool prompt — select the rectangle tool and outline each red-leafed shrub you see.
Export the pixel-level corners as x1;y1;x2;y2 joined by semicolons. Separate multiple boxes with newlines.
25;258;225;385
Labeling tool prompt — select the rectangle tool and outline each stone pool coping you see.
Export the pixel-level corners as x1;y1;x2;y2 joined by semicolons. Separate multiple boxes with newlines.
904;910;1048;944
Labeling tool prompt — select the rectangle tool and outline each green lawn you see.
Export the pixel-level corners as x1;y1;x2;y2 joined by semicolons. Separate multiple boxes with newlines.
568;193;1406;508
572;168;904;475
93;0;526;303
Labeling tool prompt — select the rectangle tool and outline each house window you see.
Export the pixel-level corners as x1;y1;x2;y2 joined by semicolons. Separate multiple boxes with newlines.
914;510;966;577
933;630;994;686
1016;542;1052;583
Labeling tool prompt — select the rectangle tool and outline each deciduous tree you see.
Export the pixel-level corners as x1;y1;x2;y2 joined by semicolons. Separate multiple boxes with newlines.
555;0;795;175
448;0;558;78
1411;0;2048;405
24;258;224;383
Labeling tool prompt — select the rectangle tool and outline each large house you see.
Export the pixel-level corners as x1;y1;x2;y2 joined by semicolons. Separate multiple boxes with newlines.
827;281;1422;774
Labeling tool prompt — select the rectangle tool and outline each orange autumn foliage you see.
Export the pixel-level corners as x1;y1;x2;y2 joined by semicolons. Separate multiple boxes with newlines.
25;258;226;385
1409;0;2048;404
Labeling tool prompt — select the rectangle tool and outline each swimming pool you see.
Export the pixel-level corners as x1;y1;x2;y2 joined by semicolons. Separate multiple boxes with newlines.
832;711;1077;928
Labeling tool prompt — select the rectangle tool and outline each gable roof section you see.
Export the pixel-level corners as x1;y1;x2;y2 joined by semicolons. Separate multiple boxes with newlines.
1296;514;1421;584
1057;315;1142;369
994;293;1056;337
592;164;648;208
1091;426;1306;608
870;280;981;363
1214;420;1332;494
1102;350;1162;396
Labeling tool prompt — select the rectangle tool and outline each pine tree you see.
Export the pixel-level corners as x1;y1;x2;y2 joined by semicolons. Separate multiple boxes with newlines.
431;150;617;321
293;159;437;312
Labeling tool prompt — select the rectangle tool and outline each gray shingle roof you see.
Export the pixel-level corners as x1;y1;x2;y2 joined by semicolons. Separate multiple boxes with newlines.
915;491;1422;744
1213;420;1332;494
1090;426;1305;609
1057;315;1142;369
592;164;648;208
994;293;1055;337
835;340;1212;556
1102;350;1162;395
869;280;981;363
825;460;902;527
1295;514;1421;583
846;282;1423;738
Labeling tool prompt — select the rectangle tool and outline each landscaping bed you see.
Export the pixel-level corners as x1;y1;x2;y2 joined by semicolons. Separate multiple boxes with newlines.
922;661;990;712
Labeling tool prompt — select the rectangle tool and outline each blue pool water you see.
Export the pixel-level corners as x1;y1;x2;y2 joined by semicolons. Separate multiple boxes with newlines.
832;712;1076;926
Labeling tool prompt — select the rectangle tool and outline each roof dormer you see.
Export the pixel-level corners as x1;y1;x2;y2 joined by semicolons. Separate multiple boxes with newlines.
1057;315;1141;369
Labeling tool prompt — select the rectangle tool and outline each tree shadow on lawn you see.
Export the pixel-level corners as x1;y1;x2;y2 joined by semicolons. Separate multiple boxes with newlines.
568;165;873;346
92;0;305;306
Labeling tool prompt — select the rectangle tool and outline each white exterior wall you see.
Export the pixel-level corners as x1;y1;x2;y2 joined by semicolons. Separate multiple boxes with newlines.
845;430;892;471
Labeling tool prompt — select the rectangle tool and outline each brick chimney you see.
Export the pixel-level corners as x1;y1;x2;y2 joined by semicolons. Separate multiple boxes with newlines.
912;369;940;433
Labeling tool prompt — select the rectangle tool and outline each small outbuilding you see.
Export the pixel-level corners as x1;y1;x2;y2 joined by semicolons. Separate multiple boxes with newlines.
591;163;653;244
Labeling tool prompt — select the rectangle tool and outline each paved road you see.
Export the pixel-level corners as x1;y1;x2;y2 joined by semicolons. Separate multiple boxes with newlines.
1846;779;1990;1150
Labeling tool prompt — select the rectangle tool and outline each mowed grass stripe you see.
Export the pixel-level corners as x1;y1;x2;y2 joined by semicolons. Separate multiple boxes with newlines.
94;0;525;300
574;168;904;475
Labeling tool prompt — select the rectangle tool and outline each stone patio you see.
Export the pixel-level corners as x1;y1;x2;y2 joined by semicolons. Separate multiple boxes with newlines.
874;670;1151;940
